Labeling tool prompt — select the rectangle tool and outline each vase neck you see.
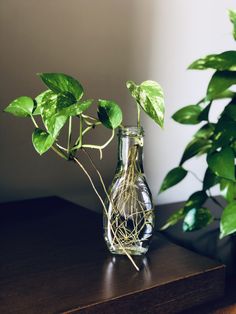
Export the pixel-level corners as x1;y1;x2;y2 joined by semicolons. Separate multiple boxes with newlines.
117;126;144;171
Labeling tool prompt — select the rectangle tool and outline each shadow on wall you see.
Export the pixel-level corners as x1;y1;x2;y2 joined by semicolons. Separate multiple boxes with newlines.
0;0;157;211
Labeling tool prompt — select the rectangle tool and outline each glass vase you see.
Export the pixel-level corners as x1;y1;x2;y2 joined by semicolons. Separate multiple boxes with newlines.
103;126;154;256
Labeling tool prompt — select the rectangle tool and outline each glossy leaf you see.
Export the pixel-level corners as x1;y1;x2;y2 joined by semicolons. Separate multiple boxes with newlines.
127;80;165;128
229;9;236;41
97;99;122;129
223;100;236;121
41;91;68;138
194;123;215;140
180;138;212;165
184;191;208;212
207;147;235;181
188;51;236;71
159;166;187;193
198;103;211;121
172;105;202;125
220;201;236;238
56;92;76;110
34;90;51;115
4;96;34;117
206;89;235;101
38;73;84;101
58;99;93;117
203;168;219;190
214;116;236;148
161;208;184;230
207;71;236;99
220;178;236;203
183;207;212;232
32;128;55;155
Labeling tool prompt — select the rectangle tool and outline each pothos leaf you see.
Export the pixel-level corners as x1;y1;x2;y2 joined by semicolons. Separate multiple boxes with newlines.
38;73;84;101
220;201;236;238
127;80;165;128
4;96;34;117
32;128;55;155
97;99;123;129
159;166;187;193
207;147;235;181
183;207;212;232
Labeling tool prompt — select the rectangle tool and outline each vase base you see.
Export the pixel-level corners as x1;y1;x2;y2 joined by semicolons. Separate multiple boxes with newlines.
108;245;148;256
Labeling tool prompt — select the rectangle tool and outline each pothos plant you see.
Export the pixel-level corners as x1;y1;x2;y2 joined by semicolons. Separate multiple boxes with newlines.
4;73;164;271
159;9;236;239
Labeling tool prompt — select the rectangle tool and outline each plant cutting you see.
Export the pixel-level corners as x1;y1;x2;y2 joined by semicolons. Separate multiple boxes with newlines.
4;73;165;271
159;9;236;239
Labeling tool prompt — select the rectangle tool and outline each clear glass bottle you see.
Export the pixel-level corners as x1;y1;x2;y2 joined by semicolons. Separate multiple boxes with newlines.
103;126;154;256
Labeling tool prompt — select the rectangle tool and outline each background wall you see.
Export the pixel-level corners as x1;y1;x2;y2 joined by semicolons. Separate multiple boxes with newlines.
0;0;235;211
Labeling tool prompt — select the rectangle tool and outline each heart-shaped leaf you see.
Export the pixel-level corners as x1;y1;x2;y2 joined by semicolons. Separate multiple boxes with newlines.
220;201;236;238
97;99;122;129
161;208;185;230
184;191;208;212
32;128;55;155
38;73;84;101
188;51;236;71
183;207;212;232
159;166;187;193
203;168;219;190
41;91;68;138
127;80;165;128
4;96;34;117
172;105;202;125
58;99;93;117
207;71;236;99
33;90;51;115
220;178;236;203
180;138;212;165
207;147;235;181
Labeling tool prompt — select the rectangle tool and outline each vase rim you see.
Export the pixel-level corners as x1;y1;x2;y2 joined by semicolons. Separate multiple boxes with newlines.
118;126;144;137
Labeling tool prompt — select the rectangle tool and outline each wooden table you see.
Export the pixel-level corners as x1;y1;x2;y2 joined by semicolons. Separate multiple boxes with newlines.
0;197;225;313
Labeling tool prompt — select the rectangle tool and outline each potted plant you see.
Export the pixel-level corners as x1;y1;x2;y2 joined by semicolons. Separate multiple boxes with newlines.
159;10;236;240
4;74;165;271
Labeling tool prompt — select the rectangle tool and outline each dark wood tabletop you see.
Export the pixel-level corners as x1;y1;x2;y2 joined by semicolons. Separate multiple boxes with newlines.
0;197;225;313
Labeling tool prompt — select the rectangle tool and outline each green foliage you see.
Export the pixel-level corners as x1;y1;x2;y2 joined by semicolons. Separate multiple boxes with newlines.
4;96;34;117
160;10;236;238
4;73;164;160
183;208;212;232
172;105;202;124
97;99;123;129
32;128;55;155
229;9;236;40
126;80;165;128
220;201;236;238
159;166;187;193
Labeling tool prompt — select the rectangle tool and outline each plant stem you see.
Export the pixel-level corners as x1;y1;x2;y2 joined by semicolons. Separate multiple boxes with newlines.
82;129;115;159
30;115;39;128
188;170;203;183
73;156;139;271
67;117;72;153
51;146;68;160
137;103;141;128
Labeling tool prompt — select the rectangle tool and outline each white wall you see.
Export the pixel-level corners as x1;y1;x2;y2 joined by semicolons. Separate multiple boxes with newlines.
0;0;235;210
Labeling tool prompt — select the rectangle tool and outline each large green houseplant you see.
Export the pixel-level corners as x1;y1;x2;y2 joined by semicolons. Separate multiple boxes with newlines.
159;10;236;239
4;74;164;270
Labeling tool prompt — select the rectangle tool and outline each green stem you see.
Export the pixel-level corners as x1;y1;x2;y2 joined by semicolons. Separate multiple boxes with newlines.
31;115;39;128
67;117;72;153
137;103;141;128
51;146;68;160
82;129;115;159
73;156;139;271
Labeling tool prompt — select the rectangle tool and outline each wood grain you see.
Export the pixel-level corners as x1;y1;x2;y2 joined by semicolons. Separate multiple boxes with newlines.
0;197;225;313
